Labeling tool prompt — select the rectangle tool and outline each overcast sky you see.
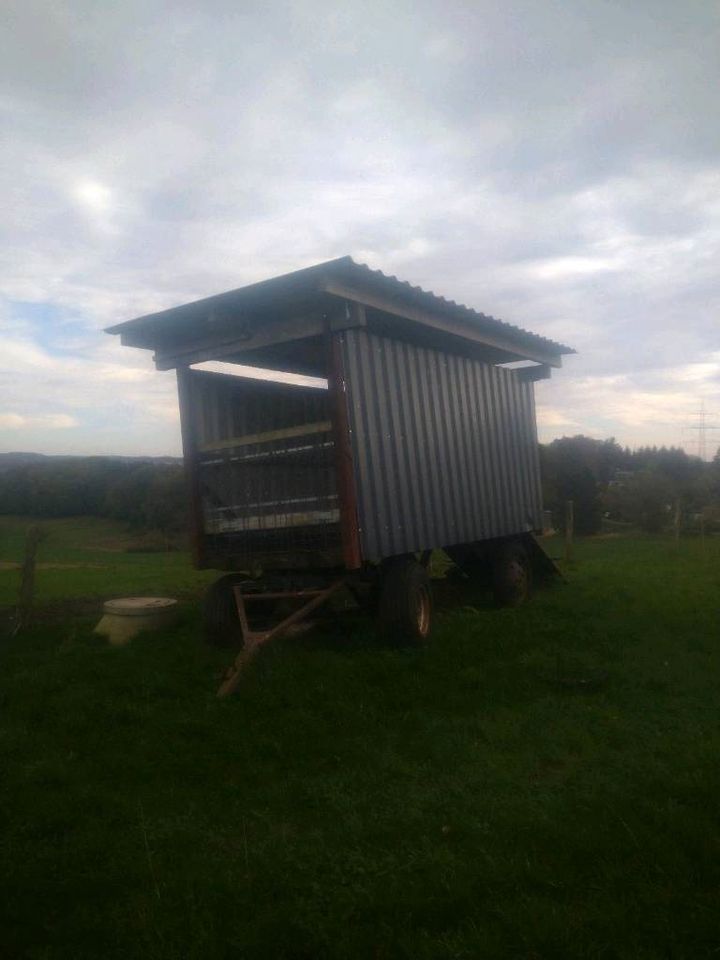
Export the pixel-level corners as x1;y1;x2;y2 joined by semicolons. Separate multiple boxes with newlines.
2;0;719;457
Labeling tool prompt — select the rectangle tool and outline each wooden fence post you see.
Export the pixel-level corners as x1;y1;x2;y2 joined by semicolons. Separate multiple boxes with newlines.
673;500;681;547
564;500;574;563
13;526;47;636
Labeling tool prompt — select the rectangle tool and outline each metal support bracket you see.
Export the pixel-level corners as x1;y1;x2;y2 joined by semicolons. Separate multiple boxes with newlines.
216;579;346;697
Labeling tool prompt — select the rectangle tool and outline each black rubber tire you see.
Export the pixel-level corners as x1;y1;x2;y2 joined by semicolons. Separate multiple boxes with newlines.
203;574;249;649
492;540;532;607
377;556;433;646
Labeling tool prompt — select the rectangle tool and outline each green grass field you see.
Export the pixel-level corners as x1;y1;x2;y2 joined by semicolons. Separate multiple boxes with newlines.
2;516;720;959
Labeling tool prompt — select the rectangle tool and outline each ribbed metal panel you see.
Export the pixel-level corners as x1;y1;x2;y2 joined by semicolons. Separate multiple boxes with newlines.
341;329;544;561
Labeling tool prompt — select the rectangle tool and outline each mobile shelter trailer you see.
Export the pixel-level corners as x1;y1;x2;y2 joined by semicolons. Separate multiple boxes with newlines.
107;257;573;694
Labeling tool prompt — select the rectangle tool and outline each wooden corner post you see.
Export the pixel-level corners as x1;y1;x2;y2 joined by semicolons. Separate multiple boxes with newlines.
326;326;362;571
564;499;574;563
176;366;205;569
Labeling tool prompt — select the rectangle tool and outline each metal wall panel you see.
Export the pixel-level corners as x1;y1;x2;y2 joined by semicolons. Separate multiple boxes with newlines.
341;329;544;561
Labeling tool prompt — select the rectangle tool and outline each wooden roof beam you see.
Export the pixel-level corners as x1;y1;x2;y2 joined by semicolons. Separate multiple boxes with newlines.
152;304;365;371
319;279;563;367
515;363;553;382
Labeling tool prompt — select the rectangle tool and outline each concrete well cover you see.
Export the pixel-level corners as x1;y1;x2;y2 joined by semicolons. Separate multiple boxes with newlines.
103;597;178;617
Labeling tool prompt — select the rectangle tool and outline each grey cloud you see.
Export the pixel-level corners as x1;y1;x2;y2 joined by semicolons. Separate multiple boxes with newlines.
1;0;719;454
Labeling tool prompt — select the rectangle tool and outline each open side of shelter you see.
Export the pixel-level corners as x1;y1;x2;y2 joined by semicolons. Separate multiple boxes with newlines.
107;256;574;693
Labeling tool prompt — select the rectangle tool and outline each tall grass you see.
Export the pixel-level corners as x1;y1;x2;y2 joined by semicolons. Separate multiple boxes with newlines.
1;519;720;958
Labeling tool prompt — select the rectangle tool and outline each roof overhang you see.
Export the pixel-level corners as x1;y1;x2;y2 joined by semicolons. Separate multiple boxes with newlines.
106;257;575;373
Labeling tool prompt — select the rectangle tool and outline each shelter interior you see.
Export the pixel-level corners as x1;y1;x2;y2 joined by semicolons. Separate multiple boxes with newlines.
185;369;342;570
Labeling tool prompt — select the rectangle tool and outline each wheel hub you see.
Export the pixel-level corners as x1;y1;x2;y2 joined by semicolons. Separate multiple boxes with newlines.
507;560;528;600
416;586;431;637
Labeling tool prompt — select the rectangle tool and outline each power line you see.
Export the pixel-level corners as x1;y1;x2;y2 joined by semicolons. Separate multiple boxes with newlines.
683;400;720;461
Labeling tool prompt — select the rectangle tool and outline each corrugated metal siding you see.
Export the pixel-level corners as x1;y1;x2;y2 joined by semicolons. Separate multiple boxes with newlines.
341;329;544;561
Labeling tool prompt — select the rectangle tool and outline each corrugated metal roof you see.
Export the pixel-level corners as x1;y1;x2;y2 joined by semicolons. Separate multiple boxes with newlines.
329;257;573;356
107;255;574;358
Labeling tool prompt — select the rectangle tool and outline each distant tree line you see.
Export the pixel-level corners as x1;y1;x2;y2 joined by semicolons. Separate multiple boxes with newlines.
542;436;720;535
0;458;188;539
2;438;719;540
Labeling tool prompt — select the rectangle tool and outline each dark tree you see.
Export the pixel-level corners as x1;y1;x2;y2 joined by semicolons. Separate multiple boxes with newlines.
0;457;187;537
605;469;674;533
540;436;608;535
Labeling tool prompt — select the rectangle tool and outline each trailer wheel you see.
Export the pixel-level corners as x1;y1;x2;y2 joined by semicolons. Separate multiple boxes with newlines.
377;556;433;646
203;574;248;648
444;543;493;585
492;540;531;607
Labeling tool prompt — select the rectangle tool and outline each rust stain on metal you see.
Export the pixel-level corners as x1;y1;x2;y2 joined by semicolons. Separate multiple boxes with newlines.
327;327;363;570
175;366;205;569
216;579;346;697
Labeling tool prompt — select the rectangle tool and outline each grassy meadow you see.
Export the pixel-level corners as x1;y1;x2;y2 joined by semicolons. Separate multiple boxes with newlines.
1;516;720;958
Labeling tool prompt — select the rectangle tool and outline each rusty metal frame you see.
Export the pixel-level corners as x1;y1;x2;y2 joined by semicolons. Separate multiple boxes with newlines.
216;579;346;697
326;321;363;570
176;366;206;568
